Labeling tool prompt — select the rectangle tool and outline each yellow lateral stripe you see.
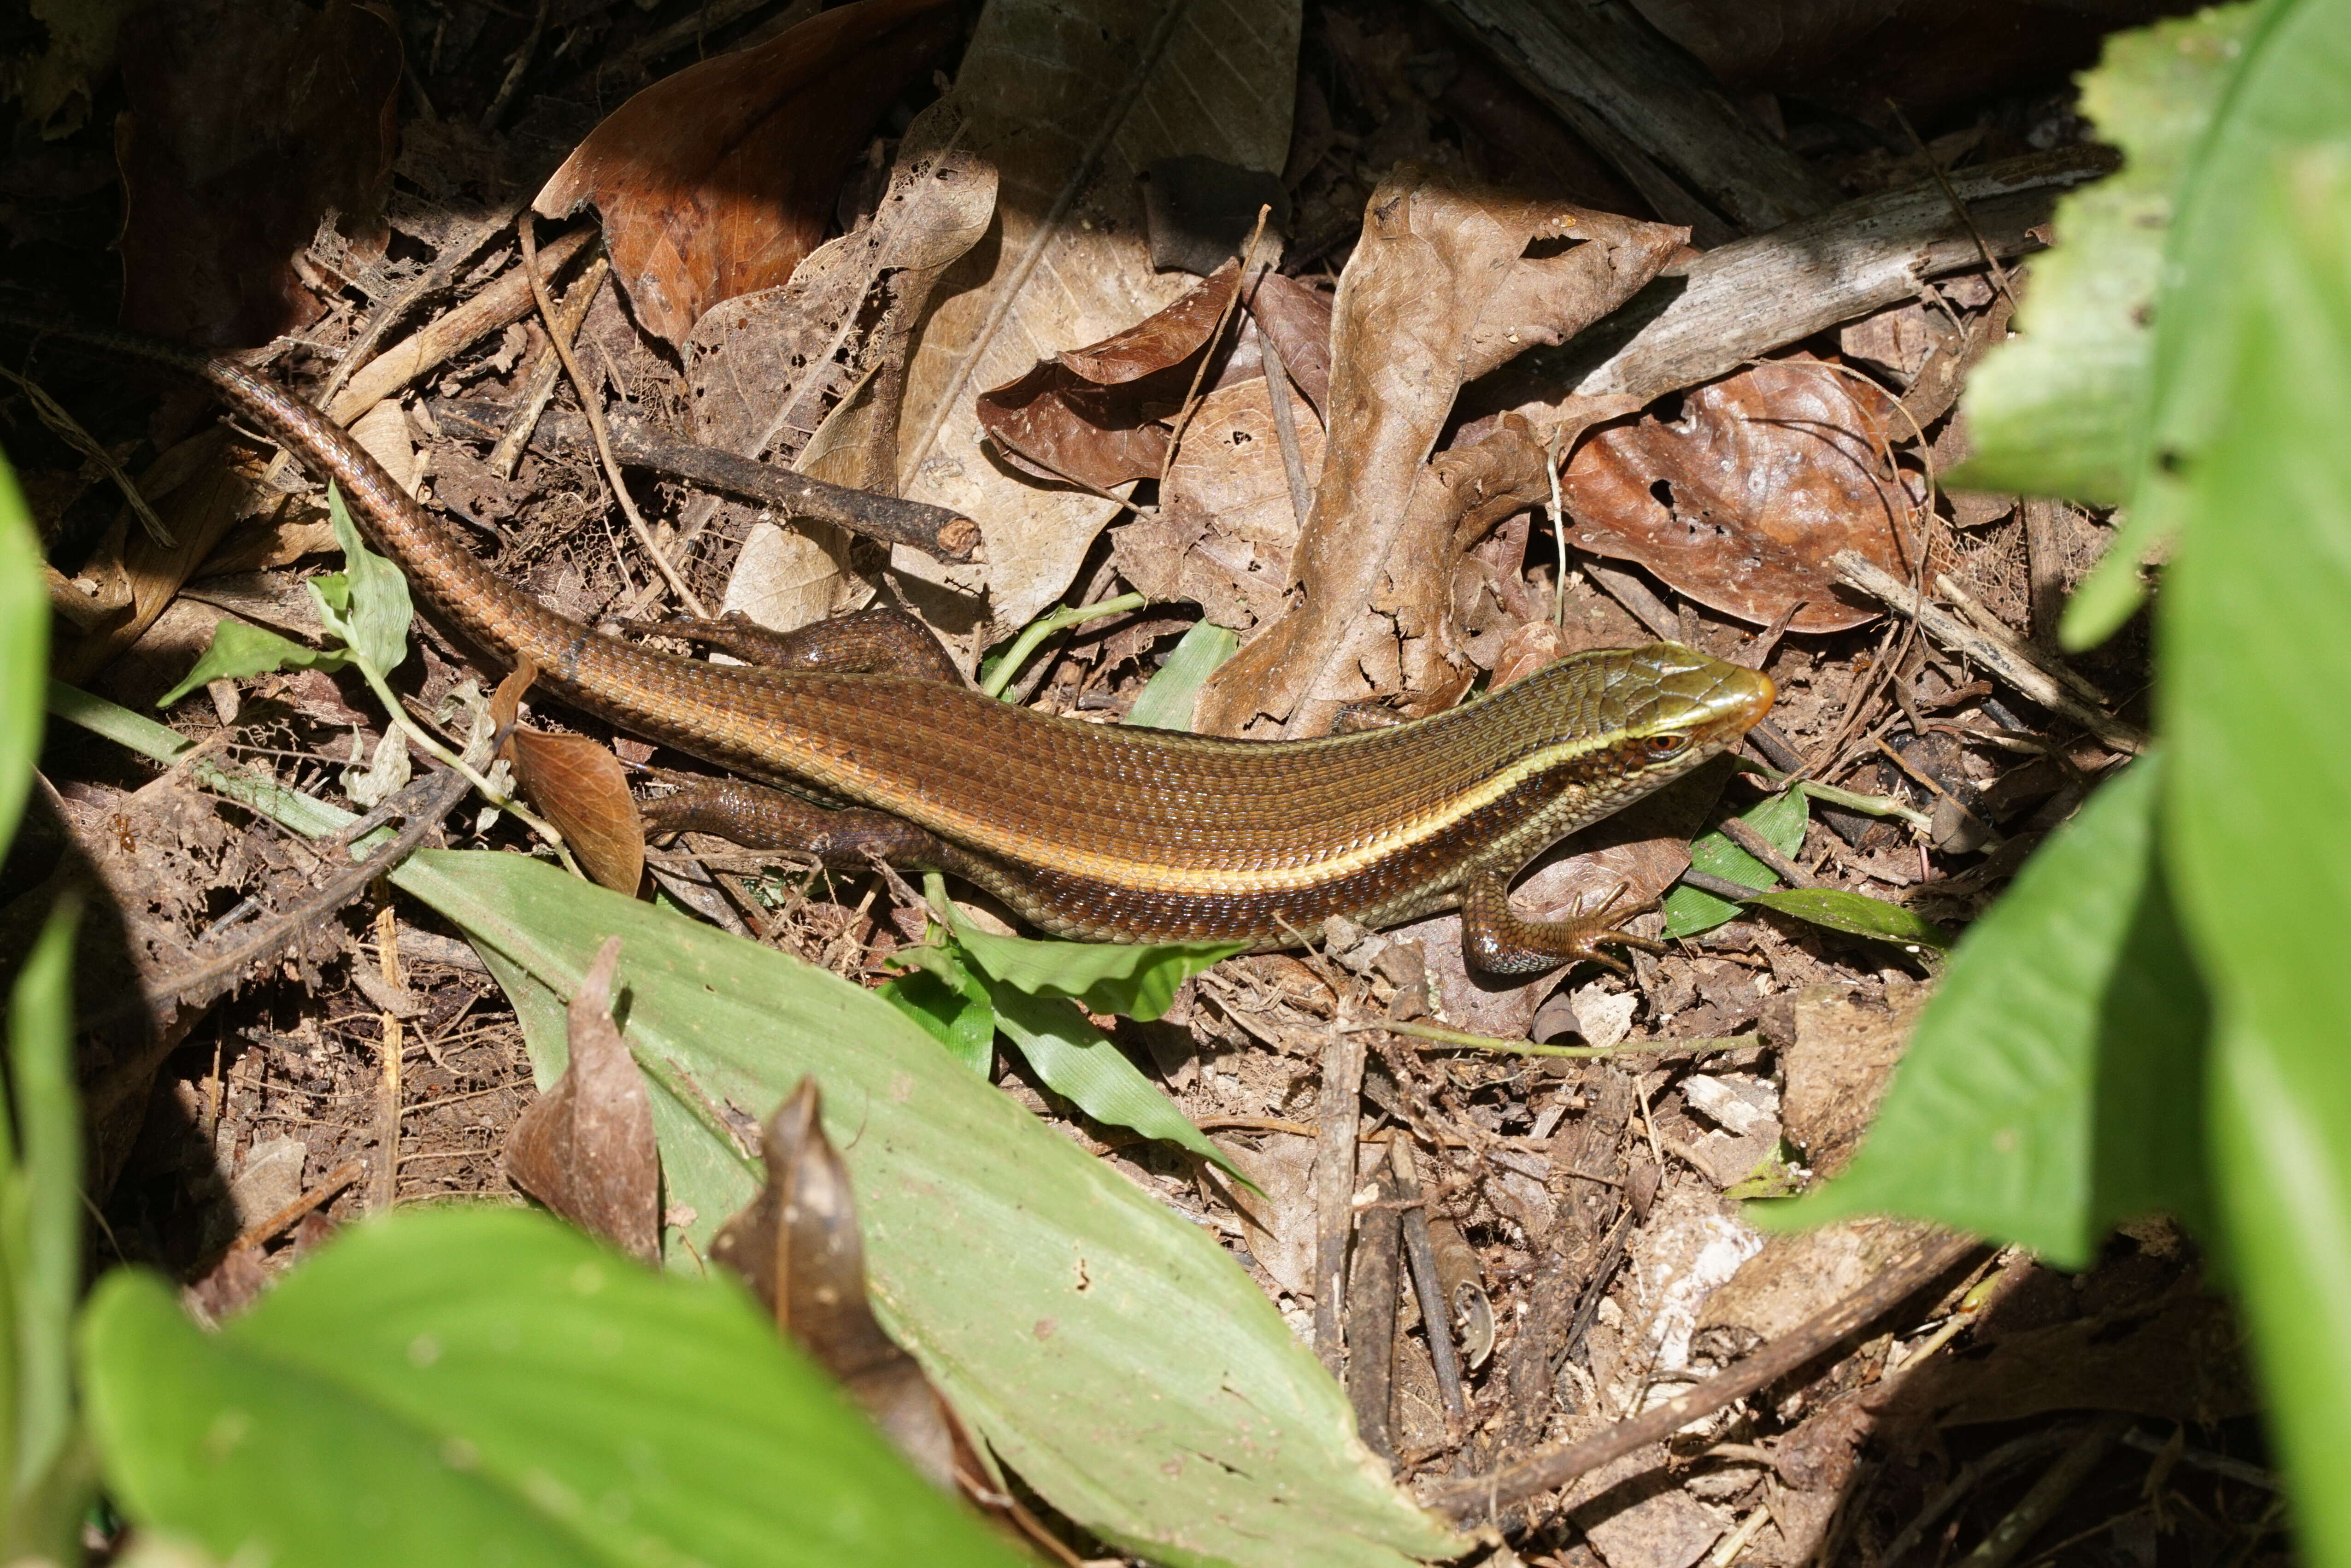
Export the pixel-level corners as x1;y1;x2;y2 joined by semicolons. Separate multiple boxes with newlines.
811;734;1613;896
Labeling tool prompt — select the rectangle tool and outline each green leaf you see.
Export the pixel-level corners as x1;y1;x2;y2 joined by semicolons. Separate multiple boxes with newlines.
2;896;90;1562
2161;144;2351;1568
982;978;1244;1180
1743;888;1951;951
946;914;1245;1023
1661;789;1808;938
155;620;350;709
879;944;997;1075
0;447;44;865
311;488;414;676
1766;760;2210;1265
1124;619;1238;732
2073;0;2351;647
1955;5;2257;508
400;852;1460;1568
80;1207;1025;1568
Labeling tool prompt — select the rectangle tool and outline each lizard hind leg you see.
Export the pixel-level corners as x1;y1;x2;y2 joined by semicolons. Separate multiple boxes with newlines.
638;773;994;886
1458;871;1666;978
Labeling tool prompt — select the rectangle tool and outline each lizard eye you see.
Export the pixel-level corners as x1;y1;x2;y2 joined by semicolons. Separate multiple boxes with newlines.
1645;733;1690;758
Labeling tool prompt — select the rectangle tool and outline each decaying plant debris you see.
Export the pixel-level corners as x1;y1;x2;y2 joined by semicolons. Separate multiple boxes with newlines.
0;0;2282;1564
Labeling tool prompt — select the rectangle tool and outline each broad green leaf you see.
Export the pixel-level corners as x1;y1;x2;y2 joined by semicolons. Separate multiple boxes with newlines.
879;943;997;1075
403;853;1459;1568
2161;145;2351;1568
2074;0;2351;647
0;448;44;862
34;693;1457;1564
1661;789;1808;938
982;978;1244;1179
947;913;1245;1023
1125;619;1238;732
311;488;414;676
2;897;90;1562
81;1208;1023;1568
1955;5;2256;508
155;620;349;709
1743;888;1950;951
1766;759;2210;1266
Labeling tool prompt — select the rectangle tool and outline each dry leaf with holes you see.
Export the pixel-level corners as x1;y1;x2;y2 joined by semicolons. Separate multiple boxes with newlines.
1562;357;1912;631
504;938;661;1263
712;1079;977;1495
533;0;959;349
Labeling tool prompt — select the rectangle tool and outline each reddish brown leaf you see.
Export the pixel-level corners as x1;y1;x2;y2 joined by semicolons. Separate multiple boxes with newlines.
117;0;400;346
505;938;661;1263
532;0;958;348
506;732;647;897
494;663;646;896
976;259;1245;489
1562;358;1912;633
712;1079;976;1495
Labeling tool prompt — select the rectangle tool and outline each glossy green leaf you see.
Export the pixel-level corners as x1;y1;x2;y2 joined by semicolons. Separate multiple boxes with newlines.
1766;759;2210;1266
1955;5;2256;509
311;488;414;676
1743;888;1950;951
403;853;1459;1568
154;620;349;710
982;978;1243;1179
1661;789;1808;938
879;943;997;1075
0;448;45;863
1;897;89;1563
81;1207;1023;1568
1125;619;1239;732
2161;144;2351;1568
946;914;1245;1024
2075;0;2351;647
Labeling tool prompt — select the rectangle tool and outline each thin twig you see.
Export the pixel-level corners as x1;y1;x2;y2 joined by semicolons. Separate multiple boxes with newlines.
1428;1228;1982;1523
1259;328;1316;533
515;223;710;619
1157;209;1275;490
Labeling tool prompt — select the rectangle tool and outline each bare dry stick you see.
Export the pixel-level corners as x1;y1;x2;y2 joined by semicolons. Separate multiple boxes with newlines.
494;256;611;477
320;197;530;411
516;223;710;620
1310;1021;1368;1375
1428;1227;1981;1523
1830;550;2145;752
325;225;595;425
1260;330;1316;533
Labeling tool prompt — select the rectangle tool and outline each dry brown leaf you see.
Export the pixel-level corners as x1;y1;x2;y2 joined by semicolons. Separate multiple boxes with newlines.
684;102;997;637
711;1079;975;1494
1113;376;1327;635
504;937;661;1263
976;258;1244;490
117;0;400;346
1193;171;1686;737
893;0;1300;638
493;664;646;896
1562;357;1913;632
532;0;958;349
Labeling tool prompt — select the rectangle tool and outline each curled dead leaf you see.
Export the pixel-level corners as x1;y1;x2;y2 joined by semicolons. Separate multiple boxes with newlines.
493;664;645;896
505;937;661;1263
1562;358;1913;632
712;1079;977;1495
